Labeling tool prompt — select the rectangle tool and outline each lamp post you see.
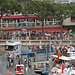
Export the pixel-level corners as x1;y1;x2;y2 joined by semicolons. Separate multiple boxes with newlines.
48;33;52;75
0;10;11;28
45;34;51;61
49;40;52;75
26;31;29;74
13;51;14;66
0;11;3;29
46;44;48;60
45;33;52;74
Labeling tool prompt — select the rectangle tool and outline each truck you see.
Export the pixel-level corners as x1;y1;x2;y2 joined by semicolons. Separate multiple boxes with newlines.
5;41;22;59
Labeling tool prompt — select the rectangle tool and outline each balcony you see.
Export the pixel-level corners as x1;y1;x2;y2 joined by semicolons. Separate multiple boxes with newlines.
0;21;61;29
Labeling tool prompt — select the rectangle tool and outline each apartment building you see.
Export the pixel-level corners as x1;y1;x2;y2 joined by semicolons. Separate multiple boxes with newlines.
54;0;75;3
17;0;75;3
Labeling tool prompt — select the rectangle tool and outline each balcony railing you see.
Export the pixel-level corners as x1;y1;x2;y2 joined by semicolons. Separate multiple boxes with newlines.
0;40;75;45
0;21;61;28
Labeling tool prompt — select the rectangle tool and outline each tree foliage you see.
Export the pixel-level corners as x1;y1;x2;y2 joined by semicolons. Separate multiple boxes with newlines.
0;0;22;15
23;0;55;35
22;1;75;37
23;1;54;18
23;1;75;23
69;3;75;17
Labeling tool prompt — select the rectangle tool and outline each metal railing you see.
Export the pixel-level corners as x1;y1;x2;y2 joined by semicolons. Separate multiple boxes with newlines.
0;40;75;46
0;21;60;28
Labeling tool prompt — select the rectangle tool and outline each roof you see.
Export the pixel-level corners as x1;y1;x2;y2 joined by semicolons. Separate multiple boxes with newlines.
28;28;69;32
42;72;49;74
3;28;68;32
22;51;34;54
6;41;21;46
1;15;56;20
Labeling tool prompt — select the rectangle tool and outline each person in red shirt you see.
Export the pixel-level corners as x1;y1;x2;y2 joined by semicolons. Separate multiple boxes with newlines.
29;36;31;40
44;36;47;40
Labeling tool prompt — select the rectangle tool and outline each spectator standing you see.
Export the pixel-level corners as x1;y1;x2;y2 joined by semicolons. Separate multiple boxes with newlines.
18;57;21;64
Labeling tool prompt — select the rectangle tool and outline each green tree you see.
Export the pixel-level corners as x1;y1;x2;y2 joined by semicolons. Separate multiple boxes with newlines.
23;0;54;36
69;3;75;19
23;1;75;39
0;0;22;27
51;3;75;39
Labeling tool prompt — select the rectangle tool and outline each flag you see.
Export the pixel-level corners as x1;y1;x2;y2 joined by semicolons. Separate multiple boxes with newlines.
45;36;47;40
15;31;18;33
57;52;61;63
34;45;37;50
62;63;66;73
51;32;53;36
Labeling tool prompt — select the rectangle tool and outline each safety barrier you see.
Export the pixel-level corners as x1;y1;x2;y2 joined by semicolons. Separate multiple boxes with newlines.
0;40;75;46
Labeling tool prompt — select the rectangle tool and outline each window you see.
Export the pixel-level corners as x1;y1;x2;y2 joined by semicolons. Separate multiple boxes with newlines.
14;45;18;50
5;45;18;51
5;45;14;51
28;19;34;22
19;19;24;22
50;18;53;21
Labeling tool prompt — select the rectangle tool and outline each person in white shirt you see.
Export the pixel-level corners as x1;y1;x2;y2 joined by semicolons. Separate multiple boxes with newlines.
26;36;29;40
67;47;71;52
71;46;75;52
65;61;69;68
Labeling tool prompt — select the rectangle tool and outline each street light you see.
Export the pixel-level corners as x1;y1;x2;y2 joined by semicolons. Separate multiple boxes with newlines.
0;11;3;28
49;40;52;75
45;33;51;60
25;31;29;73
0;10;11;28
45;33;52;74
13;51;14;66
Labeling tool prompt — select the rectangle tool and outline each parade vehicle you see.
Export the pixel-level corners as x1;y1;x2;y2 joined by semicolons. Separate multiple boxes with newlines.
15;64;24;75
5;41;22;58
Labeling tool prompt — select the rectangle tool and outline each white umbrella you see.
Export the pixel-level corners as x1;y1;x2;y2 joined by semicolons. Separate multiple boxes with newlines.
60;56;71;60
51;55;58;58
70;56;75;60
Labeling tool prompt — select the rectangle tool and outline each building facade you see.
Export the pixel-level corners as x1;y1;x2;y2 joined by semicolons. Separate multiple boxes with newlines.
0;15;61;30
17;0;75;3
0;14;75;32
63;18;75;32
54;0;75;3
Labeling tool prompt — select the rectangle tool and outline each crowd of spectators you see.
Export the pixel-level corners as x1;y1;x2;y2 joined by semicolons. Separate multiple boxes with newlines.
28;43;75;56
51;44;75;56
0;31;75;40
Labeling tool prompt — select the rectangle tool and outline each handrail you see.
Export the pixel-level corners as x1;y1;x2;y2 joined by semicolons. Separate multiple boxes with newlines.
0;40;75;45
0;21;60;28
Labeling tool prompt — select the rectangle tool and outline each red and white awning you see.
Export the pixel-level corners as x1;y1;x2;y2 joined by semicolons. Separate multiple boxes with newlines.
27;28;69;32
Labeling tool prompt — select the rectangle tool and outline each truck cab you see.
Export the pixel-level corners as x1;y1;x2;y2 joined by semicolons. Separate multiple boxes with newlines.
5;41;22;58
